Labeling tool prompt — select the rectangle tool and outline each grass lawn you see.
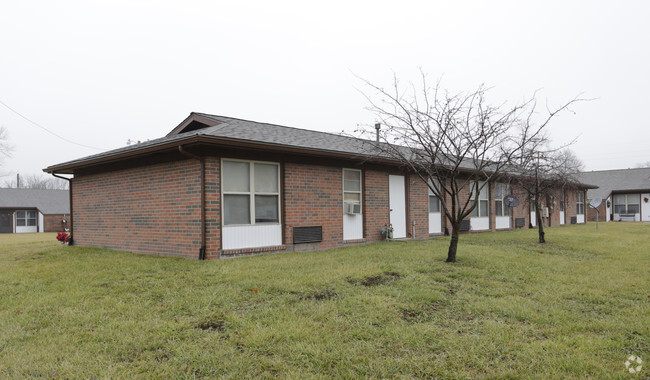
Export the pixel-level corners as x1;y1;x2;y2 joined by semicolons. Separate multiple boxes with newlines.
0;224;648;378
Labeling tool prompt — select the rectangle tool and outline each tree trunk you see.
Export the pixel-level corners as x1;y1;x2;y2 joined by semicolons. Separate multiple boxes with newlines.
537;209;545;244
446;225;460;262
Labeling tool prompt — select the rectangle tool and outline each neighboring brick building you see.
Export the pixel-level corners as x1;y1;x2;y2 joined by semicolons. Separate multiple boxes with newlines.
578;167;650;223
44;113;590;259
0;188;70;234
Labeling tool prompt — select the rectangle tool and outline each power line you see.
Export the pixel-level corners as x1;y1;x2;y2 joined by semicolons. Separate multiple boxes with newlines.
0;98;107;151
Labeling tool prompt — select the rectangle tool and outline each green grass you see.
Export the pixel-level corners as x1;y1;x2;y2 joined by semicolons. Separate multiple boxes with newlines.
0;224;648;379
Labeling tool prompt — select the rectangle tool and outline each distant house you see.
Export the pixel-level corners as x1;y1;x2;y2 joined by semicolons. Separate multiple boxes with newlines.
577;167;650;222
44;113;591;259
0;189;70;233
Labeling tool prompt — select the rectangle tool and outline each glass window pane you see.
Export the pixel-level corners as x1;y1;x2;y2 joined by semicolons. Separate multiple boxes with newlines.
254;163;278;193
343;170;361;192
16;219;25;226
429;195;440;212
255;195;278;223
344;193;361;202
480;200;488;217
496;200;503;216
627;204;639;214
613;194;625;205
224;194;250;225
495;184;502;199
27;218;36;226
470;201;478;217
344;169;360;181
627;195;639;206
223;161;250;192
16;211;25;218
344;180;360;192
479;183;488;199
27;211;36;219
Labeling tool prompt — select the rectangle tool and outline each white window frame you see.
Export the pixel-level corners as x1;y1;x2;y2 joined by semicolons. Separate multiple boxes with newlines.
16;210;37;227
428;179;441;213
221;158;281;226
342;168;362;211
613;194;639;214
470;181;489;217
494;183;510;217
576;192;584;215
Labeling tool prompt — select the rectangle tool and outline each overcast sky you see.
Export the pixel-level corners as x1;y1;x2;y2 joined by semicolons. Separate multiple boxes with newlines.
1;0;648;181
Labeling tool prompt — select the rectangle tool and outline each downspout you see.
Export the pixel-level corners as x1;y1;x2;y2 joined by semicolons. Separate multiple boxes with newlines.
51;173;73;245
178;146;207;260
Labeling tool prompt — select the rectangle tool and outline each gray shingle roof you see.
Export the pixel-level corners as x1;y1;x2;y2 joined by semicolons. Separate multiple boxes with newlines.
44;113;385;172
577;167;650;199
0;189;70;214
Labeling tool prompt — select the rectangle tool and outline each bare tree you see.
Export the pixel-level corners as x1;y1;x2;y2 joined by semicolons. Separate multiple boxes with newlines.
358;73;581;262
509;147;584;243
0;126;12;165
3;173;69;190
634;160;650;168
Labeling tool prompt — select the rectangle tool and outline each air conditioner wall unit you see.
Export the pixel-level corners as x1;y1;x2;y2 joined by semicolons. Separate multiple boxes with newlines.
344;202;362;215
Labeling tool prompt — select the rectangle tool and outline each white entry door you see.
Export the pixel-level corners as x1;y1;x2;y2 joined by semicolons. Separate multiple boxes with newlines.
642;193;650;222
560;211;565;225
389;175;407;238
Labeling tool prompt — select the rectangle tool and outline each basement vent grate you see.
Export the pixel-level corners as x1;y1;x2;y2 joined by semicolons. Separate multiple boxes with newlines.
293;226;323;244
459;219;470;232
570;216;577;224
515;218;525;228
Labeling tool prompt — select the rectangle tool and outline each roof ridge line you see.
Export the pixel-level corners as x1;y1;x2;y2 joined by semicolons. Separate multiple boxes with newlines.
194;112;376;145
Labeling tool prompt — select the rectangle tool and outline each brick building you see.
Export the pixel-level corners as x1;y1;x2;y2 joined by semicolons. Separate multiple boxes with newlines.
0;188;70;234
578;167;650;222
44;113;590;259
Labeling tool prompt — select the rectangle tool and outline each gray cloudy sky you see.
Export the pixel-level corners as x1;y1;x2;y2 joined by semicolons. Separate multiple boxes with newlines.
1;0;648;180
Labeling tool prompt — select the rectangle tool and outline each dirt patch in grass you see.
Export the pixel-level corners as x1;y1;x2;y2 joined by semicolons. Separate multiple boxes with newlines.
195;320;225;332
400;305;440;323
348;271;401;287
300;289;337;300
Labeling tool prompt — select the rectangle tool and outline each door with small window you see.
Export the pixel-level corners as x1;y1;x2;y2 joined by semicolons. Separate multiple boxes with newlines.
494;183;511;229
428;180;442;234
470;181;489;230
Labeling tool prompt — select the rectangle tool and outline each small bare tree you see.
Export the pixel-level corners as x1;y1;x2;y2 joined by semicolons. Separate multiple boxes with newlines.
3;173;69;190
509;147;584;243
358;73;581;262
0;126;12;166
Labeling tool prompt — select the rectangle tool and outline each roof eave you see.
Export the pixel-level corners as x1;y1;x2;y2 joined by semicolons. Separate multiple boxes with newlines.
43;135;399;174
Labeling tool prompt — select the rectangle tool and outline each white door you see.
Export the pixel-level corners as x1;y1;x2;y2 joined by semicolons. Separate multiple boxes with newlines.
560;211;565;225
389;175;407;238
530;211;536;227
642;193;650;222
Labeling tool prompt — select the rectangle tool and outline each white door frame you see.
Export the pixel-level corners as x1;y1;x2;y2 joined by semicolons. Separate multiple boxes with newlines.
389;175;407;238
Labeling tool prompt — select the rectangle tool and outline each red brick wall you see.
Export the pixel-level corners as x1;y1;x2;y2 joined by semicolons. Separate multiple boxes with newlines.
70;153;589;259
283;162;343;251
510;183;531;229
72;160;203;258
408;174;429;239
204;157;221;259
364;169;390;241
43;214;70;233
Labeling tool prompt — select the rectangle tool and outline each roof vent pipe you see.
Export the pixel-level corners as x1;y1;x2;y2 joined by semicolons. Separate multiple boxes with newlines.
374;123;381;142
